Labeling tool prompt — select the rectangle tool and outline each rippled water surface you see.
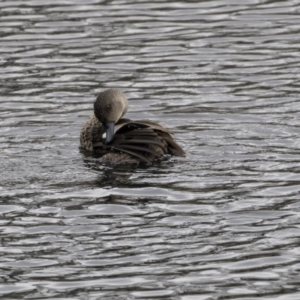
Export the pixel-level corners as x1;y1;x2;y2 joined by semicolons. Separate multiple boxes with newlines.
1;0;300;299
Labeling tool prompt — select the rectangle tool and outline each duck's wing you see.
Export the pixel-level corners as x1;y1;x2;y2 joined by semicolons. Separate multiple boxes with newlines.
93;119;185;163
132;119;185;157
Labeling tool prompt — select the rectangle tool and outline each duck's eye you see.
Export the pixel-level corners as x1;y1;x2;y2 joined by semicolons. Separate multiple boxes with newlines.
106;104;112;110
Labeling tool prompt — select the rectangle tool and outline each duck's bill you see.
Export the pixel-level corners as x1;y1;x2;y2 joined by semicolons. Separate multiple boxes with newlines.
105;121;115;144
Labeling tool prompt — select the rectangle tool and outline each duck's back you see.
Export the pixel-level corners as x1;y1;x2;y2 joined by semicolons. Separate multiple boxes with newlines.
93;118;185;164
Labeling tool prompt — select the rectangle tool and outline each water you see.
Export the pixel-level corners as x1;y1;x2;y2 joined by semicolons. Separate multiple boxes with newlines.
1;0;300;299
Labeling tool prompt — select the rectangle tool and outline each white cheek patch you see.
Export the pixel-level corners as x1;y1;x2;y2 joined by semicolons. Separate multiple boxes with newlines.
102;133;106;139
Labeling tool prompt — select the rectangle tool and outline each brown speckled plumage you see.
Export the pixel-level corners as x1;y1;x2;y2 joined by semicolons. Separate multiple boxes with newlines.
80;88;185;164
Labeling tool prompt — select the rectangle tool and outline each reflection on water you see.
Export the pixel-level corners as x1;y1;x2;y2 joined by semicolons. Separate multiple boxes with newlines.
1;0;300;299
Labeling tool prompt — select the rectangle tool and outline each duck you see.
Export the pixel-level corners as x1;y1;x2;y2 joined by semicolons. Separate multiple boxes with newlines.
80;88;185;164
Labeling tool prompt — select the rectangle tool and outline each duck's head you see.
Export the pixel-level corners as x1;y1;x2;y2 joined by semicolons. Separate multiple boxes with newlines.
94;88;128;144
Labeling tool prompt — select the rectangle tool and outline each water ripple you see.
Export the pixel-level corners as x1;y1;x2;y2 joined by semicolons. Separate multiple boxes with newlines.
1;0;300;299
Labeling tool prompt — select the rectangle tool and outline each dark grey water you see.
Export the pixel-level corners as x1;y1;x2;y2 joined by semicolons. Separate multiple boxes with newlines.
1;0;300;299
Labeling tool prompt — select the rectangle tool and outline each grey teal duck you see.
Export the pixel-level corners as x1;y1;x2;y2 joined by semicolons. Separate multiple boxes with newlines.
80;88;185;164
